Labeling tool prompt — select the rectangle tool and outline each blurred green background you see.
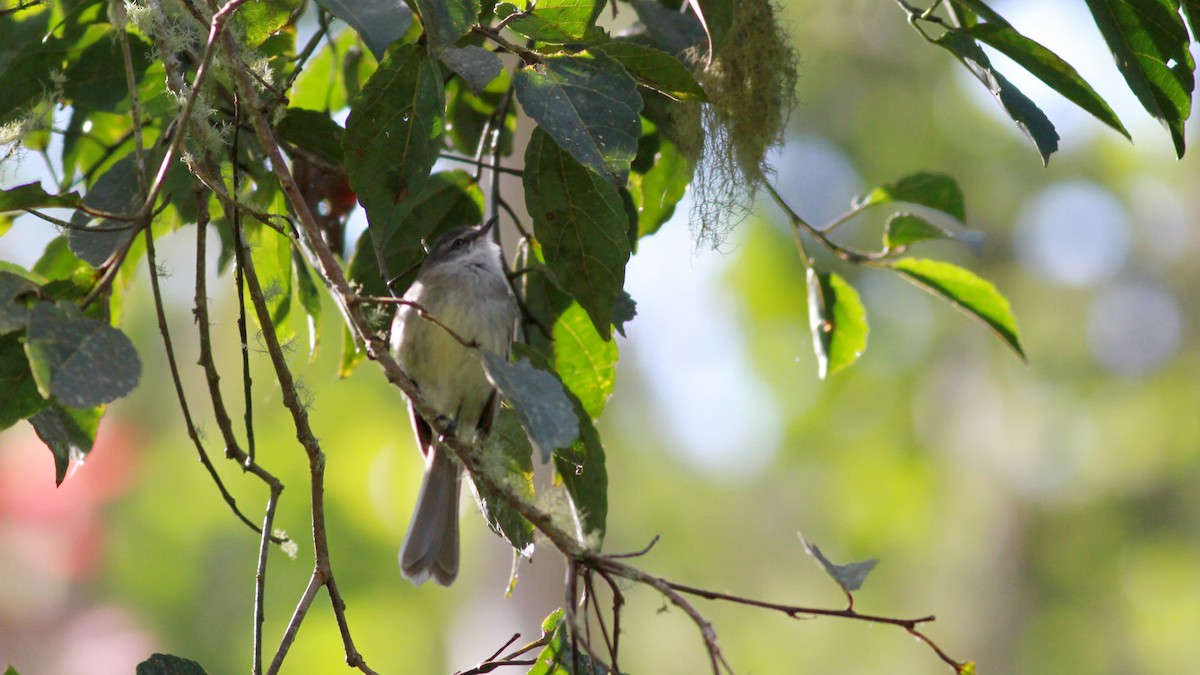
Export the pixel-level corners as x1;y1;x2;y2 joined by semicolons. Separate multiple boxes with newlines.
3;0;1200;673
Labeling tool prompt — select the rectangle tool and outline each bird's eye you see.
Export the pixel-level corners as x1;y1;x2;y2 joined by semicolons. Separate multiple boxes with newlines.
450;236;469;251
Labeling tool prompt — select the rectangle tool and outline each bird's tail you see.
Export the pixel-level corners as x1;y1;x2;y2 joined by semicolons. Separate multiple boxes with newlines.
399;448;461;586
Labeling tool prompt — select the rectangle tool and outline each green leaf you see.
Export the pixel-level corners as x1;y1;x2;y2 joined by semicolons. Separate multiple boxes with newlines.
948;0;1011;26
68;154;141;267
855;171;966;223
883;213;985;254
29;401;102;486
242;219;294;343
0;37;65;123
63;31;152;111
289;27;379;111
0;271;39;335
234;0;301;47
629;0;707;59
444;68;516;155
554;393;607;541
552;302;618;420
595;41;708;102
275;108;345;165
312;0;413;61
515;50;644;181
888;258;1025;361
469;406;536;555
496;0;605;44
965;23;1129;140
524;129;631;338
627;118;695;239
806;270;868;379
1084;0;1192;157
936;30;1059;165
413;0;480;54
24;301;142;408
440;45;503;94
0;182;83;212
293;249;322;362
345;43;445;267
338;322;367;378
480;353;580;462
346;170;484;298
0;332;48;431
801;535;879;594
527;607;608;675
135;654;209;675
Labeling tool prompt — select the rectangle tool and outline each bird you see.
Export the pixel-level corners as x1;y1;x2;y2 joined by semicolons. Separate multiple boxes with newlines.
390;218;518;586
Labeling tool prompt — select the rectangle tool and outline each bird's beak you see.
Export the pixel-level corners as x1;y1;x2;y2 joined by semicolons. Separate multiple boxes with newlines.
479;217;498;237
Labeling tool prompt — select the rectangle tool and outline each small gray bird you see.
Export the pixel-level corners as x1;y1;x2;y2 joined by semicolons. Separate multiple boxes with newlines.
391;219;518;586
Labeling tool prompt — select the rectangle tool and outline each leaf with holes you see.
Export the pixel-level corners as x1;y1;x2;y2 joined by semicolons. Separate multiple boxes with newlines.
806;270;867;379
524;129;631;338
889;258;1025;361
24;302;141;409
515;50;643;181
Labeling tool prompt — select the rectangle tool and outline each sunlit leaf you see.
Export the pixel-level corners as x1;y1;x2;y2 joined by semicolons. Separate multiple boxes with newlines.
889;258;1026;361
1084;0;1192;157
24;301;141;408
806;270;868;379
627;118;695;239
966;23;1129;140
949;0;1011;26
515;50;643;181
552;302;618;420
496;0;605;44
524;129;631;338
413;0;479;54
855;172;966;222
936;30;1059;165
234;0;301;47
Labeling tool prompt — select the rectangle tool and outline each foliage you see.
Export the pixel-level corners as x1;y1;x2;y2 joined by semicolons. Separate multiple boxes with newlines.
1;0;1198;673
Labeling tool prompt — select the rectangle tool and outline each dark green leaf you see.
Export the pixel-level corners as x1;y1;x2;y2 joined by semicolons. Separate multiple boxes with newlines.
68;154;141;267
884;213;985;253
515;50;643;181
552;302;618;420
854;171;966;222
524;129;631;338
275;108;345;165
63;31;151;111
889;258;1025;361
966;23;1129;139
445;69;516;155
480;353;580;462
802;535;879;593
596;41;707;102
936;30;1059;165
806;270;867;379
0;271;39;335
1084;0;1192;157
611;290;636;337
554;393;607;541
0;182;83;212
345;43;445;269
24;301;141;408
948;0;1011;26
234;0;301;47
469;406;536;555
312;0;413;61
29;402;102;486
440;45;503;94
413;0;480;54
0;332;48;431
347;170;484;299
0;37;65;123
1183;1;1200;46
629;0;707;59
135;653;209;675
496;0;605;44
